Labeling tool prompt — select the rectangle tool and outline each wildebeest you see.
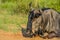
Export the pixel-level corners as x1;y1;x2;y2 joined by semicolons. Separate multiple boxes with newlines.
32;8;60;38
21;2;60;38
22;8;60;39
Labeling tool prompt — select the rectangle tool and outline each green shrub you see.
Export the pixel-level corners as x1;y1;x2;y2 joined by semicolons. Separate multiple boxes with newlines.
0;0;60;15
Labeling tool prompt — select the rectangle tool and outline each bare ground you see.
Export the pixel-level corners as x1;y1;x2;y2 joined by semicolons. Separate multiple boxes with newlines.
0;24;60;40
0;30;60;40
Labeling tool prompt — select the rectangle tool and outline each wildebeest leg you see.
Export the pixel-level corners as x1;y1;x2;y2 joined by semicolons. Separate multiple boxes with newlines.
55;30;60;37
38;29;48;39
46;32;56;39
47;31;60;39
33;25;45;38
32;21;44;37
38;29;44;38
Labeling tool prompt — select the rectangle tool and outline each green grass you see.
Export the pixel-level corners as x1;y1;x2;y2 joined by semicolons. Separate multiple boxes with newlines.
0;0;60;33
0;10;28;32
0;0;60;14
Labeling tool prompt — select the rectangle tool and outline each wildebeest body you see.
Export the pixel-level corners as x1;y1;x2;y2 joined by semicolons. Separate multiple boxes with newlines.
33;9;60;38
22;8;60;38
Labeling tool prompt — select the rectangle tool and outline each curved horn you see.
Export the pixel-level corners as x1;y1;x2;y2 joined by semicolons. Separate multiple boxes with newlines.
29;2;34;11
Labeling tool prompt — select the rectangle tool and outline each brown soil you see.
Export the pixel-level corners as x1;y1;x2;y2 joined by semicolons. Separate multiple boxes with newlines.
0;30;60;40
0;24;60;40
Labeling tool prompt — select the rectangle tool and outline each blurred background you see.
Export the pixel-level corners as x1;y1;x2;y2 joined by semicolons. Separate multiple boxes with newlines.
0;0;60;33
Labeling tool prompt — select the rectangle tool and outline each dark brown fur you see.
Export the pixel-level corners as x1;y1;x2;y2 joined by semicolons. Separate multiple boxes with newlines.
21;9;42;37
32;9;60;38
22;8;60;38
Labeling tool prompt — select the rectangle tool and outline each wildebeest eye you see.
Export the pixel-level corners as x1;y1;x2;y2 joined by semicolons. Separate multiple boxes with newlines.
34;13;42;18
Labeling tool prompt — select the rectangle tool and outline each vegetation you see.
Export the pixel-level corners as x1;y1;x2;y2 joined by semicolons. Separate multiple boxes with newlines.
0;0;60;32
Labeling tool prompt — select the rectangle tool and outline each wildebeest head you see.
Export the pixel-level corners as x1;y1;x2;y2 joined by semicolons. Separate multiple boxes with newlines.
29;2;43;19
21;8;43;38
29;9;42;18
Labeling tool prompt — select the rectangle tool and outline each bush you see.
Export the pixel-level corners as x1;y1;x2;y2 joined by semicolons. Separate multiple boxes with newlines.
0;0;60;15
